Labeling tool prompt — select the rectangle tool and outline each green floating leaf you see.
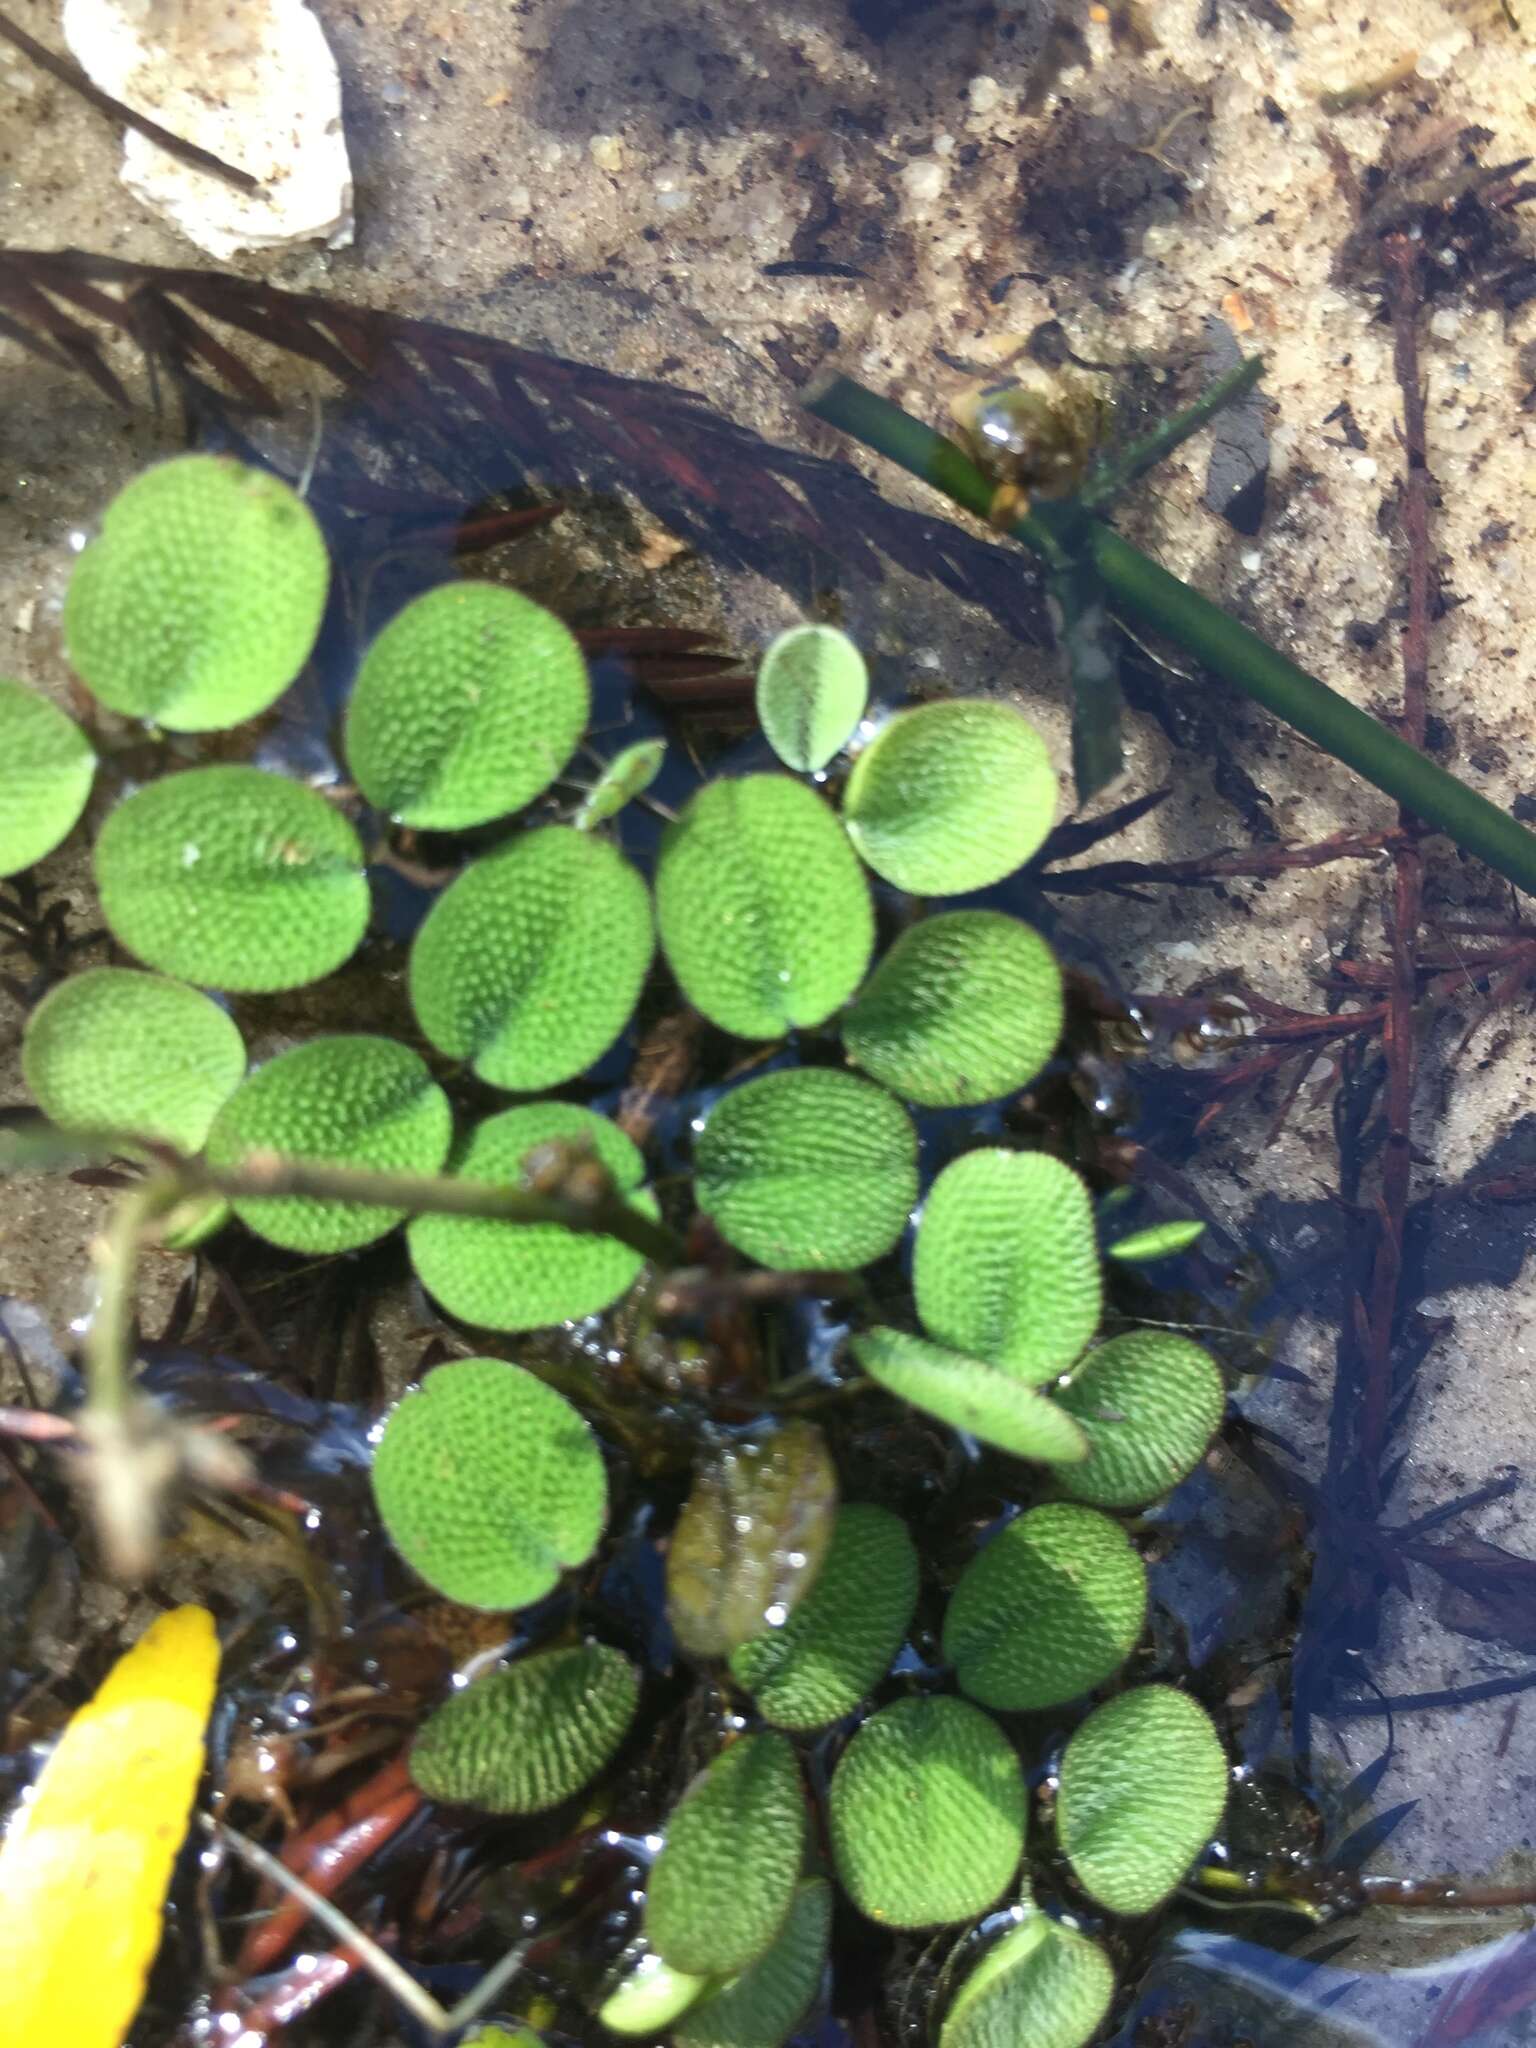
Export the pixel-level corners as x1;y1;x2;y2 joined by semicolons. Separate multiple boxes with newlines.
1054;1331;1226;1509
939;1911;1114;2048
345;582;589;829
371;1356;607;1610
645;1733;806;1978
667;1421;838;1661
829;1696;1024;1928
93;766;369;993
598;1950;709;2036
655;776;873;1038
844;701;1056;895
1058;1685;1228;1915
851;1329;1088;1465
755;625;868;774
575;737;667;831
206;1035;451;1253
842;912;1063;1108
694;1068;917;1271
943;1504;1146;1712
409;1643;638;1814
23;968;244;1151
0;681;95;878
729;1503;918;1731
915;1150;1099;1383
1108;1218;1207;1262
410;826;652;1092
674;1877;832;2048
407;1102;655;1332
63;455;328;732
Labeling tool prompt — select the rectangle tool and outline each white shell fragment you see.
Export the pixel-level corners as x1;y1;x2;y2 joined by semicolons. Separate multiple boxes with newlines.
61;0;354;261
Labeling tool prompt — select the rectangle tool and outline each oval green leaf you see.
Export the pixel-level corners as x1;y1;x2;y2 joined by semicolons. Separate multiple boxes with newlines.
667;1420;838;1661
829;1695;1024;1928
345;582;589;829
409;826;652;1092
943;1504;1145;1712
851;1328;1089;1464
729;1503;918;1731
93;765;369;993
915;1150;1099;1382
371;1356;607;1610
23;968;244;1151
1053;1331;1226;1509
755;624;868;774
409;1643;638;1814
674;1876;832;2048
844;701;1056;895
206;1035;452;1253
1108;1218;1207;1262
575;737;666;831
407;1102;655;1332
694;1067;917;1271
598;1950;710;2036
645;1733;806;1978
842;911;1063;1108
63;455;328;731
0;680;95;877
1058;1685;1228;1915
940;1911;1114;2048
655;776;873;1038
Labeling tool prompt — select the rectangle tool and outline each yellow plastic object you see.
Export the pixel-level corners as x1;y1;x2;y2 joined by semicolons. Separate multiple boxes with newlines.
0;1604;220;2048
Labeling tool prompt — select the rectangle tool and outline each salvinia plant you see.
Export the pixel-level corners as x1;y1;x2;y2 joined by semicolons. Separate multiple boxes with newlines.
2;453;1236;2048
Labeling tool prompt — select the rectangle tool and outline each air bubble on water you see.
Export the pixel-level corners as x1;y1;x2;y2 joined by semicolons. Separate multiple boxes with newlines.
733;1513;753;1535
764;1602;788;1628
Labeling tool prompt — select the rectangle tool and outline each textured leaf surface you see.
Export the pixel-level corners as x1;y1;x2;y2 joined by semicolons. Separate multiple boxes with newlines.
23;967;244;1150
345;582;589;828
940;1912;1114;2048
64;455;327;731
842;912;1063;1107
0;679;95;877
674;1877;832;2048
410;826;652;1091
694;1067;917;1270
943;1504;1146;1711
645;1733;806;1977
409;1644;637;1813
1054;1331;1226;1508
1058;1686;1228;1915
852;1329;1088;1463
407;1103;654;1331
756;624;867;773
207;1035;452;1252
371;1356;606;1609
844;701;1056;895
667;1420;837;1660
655;776;873;1037
829;1696;1024;1928
93;765;369;992
729;1503;918;1730
0;1605;218;2048
598;1951;709;2036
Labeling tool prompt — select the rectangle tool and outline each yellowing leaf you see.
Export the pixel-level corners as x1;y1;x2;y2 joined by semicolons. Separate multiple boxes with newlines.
0;1604;220;2048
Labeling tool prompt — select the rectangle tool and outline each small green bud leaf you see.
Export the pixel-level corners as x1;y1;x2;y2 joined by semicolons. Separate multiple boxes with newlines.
575;737;667;830
409;1643;638;1814
851;1329;1089;1464
206;1035;452;1252
844;701;1056;894
940;1912;1114;2048
1108;1218;1207;1262
1058;1685;1228;1915
674;1877;832;2048
943;1504;1146;1712
63;455;328;731
407;1102;655;1331
0;681;95;878
1054;1331;1226;1508
598;1950;710;2036
93;766;369;992
409;826;653;1091
345;582;589;829
694;1067;917;1271
842;911;1063;1107
372;1356;607;1610
656;776;874;1038
645;1733;806;1977
729;1503;918;1731
755;624;867;774
829;1696;1024;1928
